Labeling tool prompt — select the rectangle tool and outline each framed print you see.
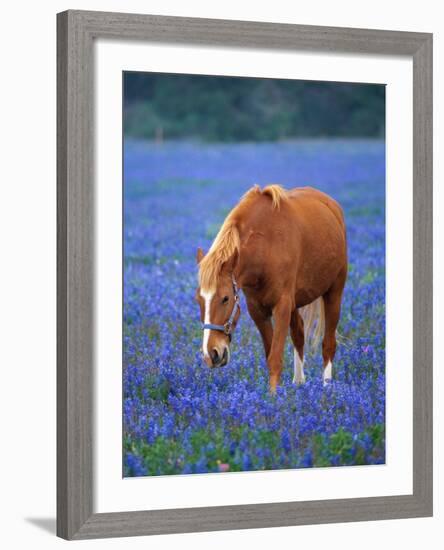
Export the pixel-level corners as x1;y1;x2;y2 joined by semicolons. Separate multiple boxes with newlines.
57;10;433;540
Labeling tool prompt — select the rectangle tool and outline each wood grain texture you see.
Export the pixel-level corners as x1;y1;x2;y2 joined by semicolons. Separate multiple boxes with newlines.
73;9;429;54
72;494;430;540
56;9;433;540
57;10;94;540
56;10;68;539
412;35;433;514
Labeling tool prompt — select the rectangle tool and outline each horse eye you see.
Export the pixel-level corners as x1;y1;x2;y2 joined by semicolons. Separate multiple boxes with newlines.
222;296;229;305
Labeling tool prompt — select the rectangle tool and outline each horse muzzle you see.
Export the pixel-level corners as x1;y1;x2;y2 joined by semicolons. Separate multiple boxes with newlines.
207;346;230;368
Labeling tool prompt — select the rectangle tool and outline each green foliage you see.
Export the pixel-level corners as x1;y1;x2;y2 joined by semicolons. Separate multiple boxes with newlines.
125;436;182;476
124;424;385;476
124;73;385;142
311;425;385;467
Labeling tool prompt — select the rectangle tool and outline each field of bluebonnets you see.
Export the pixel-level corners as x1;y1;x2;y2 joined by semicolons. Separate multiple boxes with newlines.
123;138;385;477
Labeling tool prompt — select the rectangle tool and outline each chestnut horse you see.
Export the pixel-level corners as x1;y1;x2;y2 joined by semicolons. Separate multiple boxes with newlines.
195;185;347;393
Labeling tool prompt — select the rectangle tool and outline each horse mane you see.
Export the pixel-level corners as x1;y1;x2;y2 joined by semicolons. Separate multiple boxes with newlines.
198;184;288;291
240;183;287;210
199;217;239;292
260;184;288;210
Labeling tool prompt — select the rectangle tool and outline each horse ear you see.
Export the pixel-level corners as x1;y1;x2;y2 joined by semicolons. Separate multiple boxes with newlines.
223;249;239;273
196;247;205;264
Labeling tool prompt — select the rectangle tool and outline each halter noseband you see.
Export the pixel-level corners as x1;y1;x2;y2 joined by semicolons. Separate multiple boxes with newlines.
202;278;240;337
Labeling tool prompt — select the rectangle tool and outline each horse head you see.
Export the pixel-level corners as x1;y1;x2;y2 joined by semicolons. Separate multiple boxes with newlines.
195;247;240;368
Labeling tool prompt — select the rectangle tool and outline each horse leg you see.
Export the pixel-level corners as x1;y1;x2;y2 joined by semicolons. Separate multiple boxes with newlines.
246;300;273;358
290;309;305;385
268;296;292;393
322;272;346;385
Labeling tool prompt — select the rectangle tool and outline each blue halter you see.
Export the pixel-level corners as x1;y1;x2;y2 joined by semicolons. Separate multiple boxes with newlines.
202;278;240;337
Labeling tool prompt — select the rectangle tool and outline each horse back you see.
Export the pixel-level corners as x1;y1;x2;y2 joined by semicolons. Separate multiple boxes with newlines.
237;186;347;306
287;186;345;232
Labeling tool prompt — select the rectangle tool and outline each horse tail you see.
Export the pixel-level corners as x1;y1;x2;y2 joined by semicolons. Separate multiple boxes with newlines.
299;297;325;352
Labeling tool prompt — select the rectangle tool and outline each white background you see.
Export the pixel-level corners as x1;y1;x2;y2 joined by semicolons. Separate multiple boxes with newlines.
0;0;441;548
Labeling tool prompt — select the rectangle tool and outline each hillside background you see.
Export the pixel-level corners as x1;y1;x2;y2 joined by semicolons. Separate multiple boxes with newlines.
123;72;385;142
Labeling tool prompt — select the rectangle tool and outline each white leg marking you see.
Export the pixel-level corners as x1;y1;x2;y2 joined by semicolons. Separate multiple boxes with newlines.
201;290;215;358
323;360;332;386
293;349;305;385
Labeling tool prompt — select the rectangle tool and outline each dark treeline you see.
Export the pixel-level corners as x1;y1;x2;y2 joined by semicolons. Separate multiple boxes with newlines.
124;72;385;142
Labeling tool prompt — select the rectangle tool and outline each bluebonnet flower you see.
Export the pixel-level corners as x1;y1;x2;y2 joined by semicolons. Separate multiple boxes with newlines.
123;140;386;475
124;453;147;477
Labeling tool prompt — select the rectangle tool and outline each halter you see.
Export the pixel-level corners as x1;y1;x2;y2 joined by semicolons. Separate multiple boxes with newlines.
202;277;240;337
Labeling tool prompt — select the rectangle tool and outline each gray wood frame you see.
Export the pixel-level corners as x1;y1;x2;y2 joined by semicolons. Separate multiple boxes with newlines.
57;9;433;540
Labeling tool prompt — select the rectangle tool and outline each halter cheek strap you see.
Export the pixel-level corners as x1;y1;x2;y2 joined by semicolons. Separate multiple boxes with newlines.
202;278;240;337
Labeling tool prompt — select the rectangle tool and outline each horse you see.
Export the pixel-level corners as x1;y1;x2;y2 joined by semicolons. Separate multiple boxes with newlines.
195;184;347;393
